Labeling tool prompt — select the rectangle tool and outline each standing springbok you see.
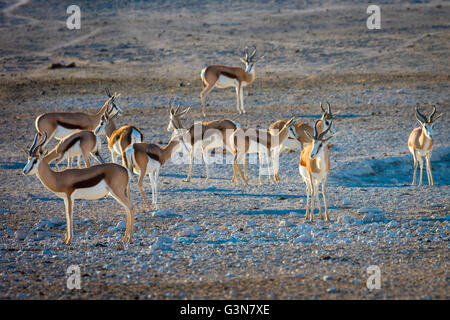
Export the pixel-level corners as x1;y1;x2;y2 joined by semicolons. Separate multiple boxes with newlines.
200;47;262;116
123;130;188;210
231;118;297;185
22;133;135;244
299;120;333;221
167;105;240;182
43;130;104;170
94;106;143;165
408;105;441;186
269;102;336;181
34;90;122;150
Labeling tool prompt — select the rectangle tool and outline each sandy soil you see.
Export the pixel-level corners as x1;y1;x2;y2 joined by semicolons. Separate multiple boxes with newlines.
0;0;449;300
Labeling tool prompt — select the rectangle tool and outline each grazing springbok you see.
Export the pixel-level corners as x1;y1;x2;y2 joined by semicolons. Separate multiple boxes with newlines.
43;130;104;170
408;105;441;186
167;105;240;182
231;118;297;185
299;120;333;221
200;47;262;116
22;133;135;244
123;130;188;210
34;90;122;150
94;106;143;165
269;102;336;181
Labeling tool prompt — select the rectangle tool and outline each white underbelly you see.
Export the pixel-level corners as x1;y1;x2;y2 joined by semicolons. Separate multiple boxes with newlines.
246;140;267;155
112;140;121;155
72;180;109;200
54;126;80;140
61;142;82;161
215;75;237;89
146;158;161;173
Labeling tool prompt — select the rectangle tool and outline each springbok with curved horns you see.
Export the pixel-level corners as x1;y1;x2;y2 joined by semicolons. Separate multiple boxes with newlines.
167;105;240;182
94;104;143;165
34;89;122;150
200;47;262;116
299;119;333;221
23;133;135;244
231;118;297;185
269;102;336;181
43;130;104;170
408;105;442;186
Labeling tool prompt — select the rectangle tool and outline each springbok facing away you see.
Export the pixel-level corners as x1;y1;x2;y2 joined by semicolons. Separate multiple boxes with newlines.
408;105;442;186
94;107;143;165
43;130;104;170
34;90;122;150
200;47;262;116
231;118;297;185
299;120;333;221
22;133;135;244
269;102;336;181
123;130;188;210
167;105;240;182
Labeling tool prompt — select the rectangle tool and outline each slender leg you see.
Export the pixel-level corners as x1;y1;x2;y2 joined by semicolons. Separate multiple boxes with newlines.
316;183;323;220
111;151;118;164
418;156;424;186
304;180;310;220
77;155;82;168
67;157;72;169
200;83;215;117
148;171;155;208
137;170;149;207
83;152;91;168
154;167;160;210
266;150;273;183
272;147;280;181
412;150;417;185
202;147;210;181
243;154;247;180
109;189;135;243
309;174;315;221
322;176;329;221
235;152;248;185
239;85;245;114
235;85;241;114
258;152;264;185
185;147;194;182
63;196;74;244
426;152;434;186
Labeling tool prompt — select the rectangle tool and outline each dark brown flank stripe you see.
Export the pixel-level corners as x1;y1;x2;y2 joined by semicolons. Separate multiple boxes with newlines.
146;151;159;163
57;120;85;130
220;71;238;79
64;137;81;152
73;173;105;189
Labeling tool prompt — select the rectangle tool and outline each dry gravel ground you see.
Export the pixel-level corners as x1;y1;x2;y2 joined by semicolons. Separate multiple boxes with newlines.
0;0;449;300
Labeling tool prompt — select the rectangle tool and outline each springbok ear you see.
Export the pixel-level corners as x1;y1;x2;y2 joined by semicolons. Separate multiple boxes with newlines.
240;58;247;64
286;117;295;126
433;113;443;122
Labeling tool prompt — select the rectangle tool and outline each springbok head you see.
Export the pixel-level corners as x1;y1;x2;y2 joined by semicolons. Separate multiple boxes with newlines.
167;103;190;131
319;102;337;134
415;104;442;139
94;103;119;135
23;133;48;175
105;88;123;115
240;46;263;73
305;119;333;159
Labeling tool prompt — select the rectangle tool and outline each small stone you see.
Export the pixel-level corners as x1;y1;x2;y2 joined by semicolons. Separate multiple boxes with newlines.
327;287;338;293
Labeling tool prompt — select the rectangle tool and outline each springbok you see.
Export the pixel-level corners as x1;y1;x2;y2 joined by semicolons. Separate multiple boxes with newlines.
200;47;262;116
43;130;104;170
299;120;333;221
408;105;441;186
22;133;135;244
269;102;336;181
167;105;240;182
123;130;188;210
94;106;143;165
231;118;297;185
34;90;122;150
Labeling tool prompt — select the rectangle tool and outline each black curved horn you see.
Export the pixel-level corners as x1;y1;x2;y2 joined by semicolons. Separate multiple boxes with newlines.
415;105;427;124
428;105;436;123
28;133;39;155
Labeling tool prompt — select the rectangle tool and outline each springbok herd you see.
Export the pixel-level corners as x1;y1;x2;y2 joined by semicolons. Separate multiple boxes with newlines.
21;49;442;244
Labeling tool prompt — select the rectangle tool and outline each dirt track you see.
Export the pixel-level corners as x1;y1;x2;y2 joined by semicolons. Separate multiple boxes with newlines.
0;0;449;300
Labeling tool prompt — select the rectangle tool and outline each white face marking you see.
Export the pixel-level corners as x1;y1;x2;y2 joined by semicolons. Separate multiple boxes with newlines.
424;123;433;138
23;157;39;175
309;140;323;159
94;119;106;135
167;115;175;131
